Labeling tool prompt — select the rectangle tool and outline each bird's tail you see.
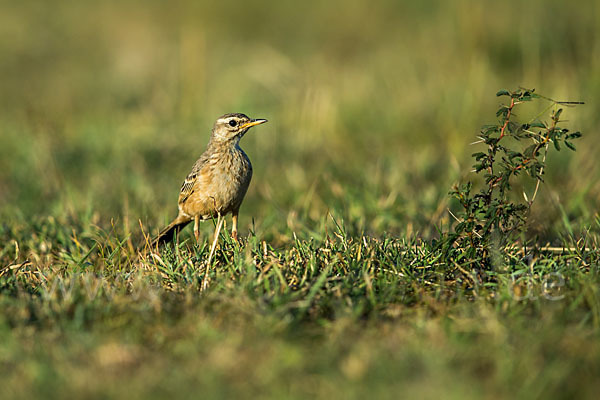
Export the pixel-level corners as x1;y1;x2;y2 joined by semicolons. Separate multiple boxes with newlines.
145;216;191;249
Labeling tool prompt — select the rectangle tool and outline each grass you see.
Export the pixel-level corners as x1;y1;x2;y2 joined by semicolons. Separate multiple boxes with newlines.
3;224;600;399
1;0;600;398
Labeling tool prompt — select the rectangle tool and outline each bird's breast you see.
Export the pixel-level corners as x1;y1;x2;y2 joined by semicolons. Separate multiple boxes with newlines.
198;147;252;216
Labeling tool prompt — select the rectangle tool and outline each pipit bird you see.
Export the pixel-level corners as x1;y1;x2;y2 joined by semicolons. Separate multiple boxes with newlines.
150;113;267;248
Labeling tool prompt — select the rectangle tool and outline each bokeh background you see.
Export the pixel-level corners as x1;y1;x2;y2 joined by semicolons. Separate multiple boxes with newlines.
2;2;600;399
1;0;599;242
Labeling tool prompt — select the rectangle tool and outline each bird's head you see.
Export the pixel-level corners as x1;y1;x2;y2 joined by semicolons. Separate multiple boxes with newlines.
211;113;268;143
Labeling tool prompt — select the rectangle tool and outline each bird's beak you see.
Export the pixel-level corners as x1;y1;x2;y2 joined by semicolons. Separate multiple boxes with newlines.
240;119;268;129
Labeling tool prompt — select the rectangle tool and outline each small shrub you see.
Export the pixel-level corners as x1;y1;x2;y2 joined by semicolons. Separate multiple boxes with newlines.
446;88;583;265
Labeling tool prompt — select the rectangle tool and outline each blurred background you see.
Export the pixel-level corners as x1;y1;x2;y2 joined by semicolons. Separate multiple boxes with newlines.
1;0;598;243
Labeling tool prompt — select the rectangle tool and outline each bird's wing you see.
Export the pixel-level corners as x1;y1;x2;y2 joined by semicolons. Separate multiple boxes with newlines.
178;171;197;204
178;152;211;205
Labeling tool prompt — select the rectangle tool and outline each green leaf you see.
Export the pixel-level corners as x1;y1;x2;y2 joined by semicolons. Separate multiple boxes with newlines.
496;89;510;97
506;150;519;158
530;121;546;128
553;108;563;120
507;121;519;133
523;144;537;158
565;141;576;151
482;125;499;134
553;139;561;151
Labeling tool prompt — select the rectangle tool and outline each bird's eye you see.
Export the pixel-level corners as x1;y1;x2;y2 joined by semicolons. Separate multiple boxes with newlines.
228;120;237;127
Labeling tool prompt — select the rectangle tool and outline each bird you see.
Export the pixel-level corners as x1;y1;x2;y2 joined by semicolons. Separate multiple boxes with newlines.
149;113;267;249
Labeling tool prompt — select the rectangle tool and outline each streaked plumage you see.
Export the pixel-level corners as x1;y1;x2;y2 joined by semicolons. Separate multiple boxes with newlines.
151;113;267;246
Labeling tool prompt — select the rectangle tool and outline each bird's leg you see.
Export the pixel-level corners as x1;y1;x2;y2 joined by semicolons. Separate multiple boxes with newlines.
203;213;223;290
231;209;239;242
194;215;200;243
